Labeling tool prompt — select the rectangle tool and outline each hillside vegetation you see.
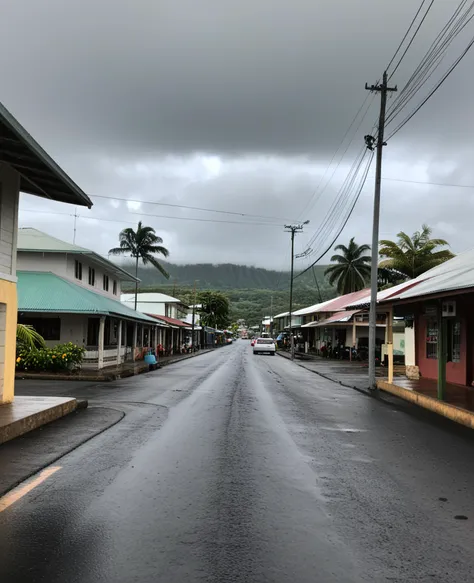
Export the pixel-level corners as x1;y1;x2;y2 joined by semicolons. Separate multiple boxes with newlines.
121;261;338;326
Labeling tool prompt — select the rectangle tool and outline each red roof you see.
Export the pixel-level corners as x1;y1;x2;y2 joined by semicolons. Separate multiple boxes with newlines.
147;314;191;328
314;288;371;313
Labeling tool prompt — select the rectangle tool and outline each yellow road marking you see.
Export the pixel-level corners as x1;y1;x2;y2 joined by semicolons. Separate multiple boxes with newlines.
0;466;61;513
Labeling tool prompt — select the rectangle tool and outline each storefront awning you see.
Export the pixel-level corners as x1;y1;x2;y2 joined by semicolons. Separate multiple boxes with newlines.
302;310;361;328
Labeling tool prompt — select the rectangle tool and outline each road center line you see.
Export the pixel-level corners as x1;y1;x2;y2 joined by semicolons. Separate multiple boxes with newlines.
0;466;61;513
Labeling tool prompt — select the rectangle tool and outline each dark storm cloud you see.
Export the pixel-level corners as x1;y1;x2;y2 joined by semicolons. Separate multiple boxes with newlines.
5;0;474;268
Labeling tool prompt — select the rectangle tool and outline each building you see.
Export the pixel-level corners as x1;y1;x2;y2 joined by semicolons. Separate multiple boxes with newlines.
121;292;190;353
17;229;161;369
0;102;92;403
380;250;474;394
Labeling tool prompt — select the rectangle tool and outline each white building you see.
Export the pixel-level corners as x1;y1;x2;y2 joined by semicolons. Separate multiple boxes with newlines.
17;229;162;369
121;292;190;353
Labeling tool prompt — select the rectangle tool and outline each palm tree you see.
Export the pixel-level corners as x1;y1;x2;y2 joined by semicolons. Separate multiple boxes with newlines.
109;222;170;309
16;324;46;349
379;224;454;280
324;238;371;295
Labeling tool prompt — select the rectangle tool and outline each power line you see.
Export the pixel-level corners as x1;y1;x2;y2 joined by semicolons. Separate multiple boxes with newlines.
295;150;374;279
298;93;376;220
386;0;474;125
386;0;431;72
91;193;293;222
382;176;474;188
386;33;474;140
388;0;435;79
19;208;284;228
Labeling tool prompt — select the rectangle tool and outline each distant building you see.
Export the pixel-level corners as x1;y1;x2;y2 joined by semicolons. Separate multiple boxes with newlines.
17;229;160;369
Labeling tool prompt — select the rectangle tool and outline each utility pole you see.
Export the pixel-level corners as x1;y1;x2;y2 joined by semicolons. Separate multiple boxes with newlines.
270;294;274;338
73;208;78;244
365;71;397;391
285;222;308;360
191;280;198;352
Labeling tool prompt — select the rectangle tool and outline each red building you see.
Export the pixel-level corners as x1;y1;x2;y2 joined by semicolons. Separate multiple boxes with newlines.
381;250;474;394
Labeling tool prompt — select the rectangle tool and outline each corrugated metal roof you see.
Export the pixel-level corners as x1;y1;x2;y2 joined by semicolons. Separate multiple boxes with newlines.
0;101;92;208
380;248;474;303
302;310;361;328
18;228;90;253
121;292;183;304
344;280;420;309
18;228;138;283
308;288;371;313
293;298;335;316
274;311;289;319
18;271;158;324
148;314;191;328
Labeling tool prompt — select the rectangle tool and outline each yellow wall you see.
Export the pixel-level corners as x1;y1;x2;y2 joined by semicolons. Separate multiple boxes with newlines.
0;279;17;404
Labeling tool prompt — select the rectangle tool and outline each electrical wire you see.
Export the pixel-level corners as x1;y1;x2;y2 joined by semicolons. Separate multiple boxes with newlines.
386;0;474;125
388;0;435;79
91;193;293;222
297;91;375;220
386;0;430;72
19;207;285;228
294;150;374;279
386;33;474;140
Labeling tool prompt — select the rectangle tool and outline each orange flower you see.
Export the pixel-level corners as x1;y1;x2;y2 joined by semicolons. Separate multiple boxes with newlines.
16;357;21;363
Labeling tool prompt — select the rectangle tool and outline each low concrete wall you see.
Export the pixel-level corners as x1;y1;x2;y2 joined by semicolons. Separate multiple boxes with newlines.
0;397;77;445
377;379;474;430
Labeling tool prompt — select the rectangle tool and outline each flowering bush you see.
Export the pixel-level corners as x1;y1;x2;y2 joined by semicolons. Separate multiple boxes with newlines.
16;342;86;372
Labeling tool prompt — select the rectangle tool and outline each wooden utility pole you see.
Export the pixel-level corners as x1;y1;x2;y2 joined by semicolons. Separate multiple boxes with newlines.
284;222;307;360
191;280;197;352
365;71;397;392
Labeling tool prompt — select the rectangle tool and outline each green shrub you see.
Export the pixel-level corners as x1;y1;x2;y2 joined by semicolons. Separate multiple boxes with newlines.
16;342;86;372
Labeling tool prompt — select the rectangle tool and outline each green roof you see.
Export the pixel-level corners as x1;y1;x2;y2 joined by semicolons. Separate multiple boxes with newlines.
17;272;158;324
17;228;138;283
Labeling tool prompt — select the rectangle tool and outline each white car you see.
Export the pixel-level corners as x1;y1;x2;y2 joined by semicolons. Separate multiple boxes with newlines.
253;337;276;355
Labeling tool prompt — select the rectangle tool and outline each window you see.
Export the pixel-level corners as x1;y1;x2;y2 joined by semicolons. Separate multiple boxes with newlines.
75;260;82;280
426;318;438;360
87;318;99;346
19;317;60;341
113;280;117;295
88;267;95;286
103;274;109;291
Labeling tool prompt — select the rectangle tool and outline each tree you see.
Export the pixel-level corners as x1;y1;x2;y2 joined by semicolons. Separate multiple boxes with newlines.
324;238;371;295
198;291;230;330
379;224;454;280
16;324;46;350
109;221;170;309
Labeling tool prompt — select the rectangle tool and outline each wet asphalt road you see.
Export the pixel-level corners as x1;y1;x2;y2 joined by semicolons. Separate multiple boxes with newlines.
3;342;474;582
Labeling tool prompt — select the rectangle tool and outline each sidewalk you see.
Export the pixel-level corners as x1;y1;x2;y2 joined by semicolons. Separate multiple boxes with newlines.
277;350;389;392
278;350;474;431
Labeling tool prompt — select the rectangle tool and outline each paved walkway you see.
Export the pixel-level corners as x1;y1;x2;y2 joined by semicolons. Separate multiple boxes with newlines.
277;351;384;392
279;350;474;416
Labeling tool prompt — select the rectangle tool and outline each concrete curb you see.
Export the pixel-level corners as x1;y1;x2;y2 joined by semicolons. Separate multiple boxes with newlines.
0;398;79;445
377;380;474;430
15;348;216;383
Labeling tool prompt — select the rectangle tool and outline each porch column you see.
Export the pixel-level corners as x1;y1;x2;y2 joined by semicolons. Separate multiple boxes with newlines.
141;326;145;348
387;308;394;384
123;321;128;360
98;316;106;369
132;322;138;362
116;320;122;365
350;320;357;361
438;302;447;400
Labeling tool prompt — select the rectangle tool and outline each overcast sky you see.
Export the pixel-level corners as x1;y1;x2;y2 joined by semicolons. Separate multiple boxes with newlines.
2;0;474;271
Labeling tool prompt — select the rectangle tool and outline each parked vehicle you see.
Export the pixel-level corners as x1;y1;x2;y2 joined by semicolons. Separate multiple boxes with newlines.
253;338;276;355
